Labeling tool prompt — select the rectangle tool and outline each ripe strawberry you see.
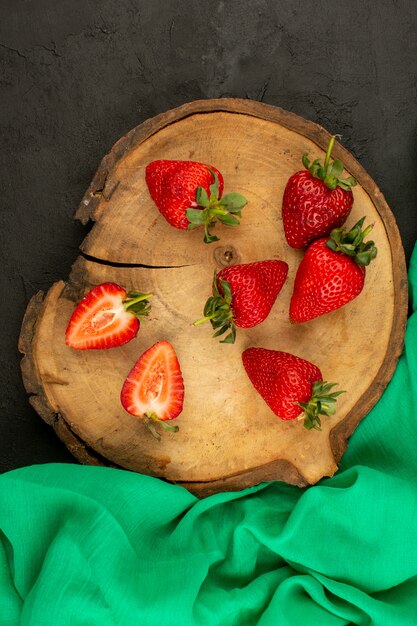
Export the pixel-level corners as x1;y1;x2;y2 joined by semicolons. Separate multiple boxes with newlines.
194;260;288;343
145;159;247;243
65;283;152;350
282;135;356;248
290;217;377;323
120;340;184;440
242;347;344;430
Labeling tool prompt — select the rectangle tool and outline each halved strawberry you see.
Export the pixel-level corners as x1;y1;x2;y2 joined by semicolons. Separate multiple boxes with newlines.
120;340;184;439
65;282;152;350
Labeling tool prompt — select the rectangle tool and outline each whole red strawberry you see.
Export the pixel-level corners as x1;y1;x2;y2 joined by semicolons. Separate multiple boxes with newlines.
65;282;152;350
121;340;184;440
194;260;288;343
290;217;377;323
145;160;247;244
242;347;344;430
282;136;356;248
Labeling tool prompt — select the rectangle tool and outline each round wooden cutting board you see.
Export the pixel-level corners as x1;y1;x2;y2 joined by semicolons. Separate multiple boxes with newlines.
19;99;408;496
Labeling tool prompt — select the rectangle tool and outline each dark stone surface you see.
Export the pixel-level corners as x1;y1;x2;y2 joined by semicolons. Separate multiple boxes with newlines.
1;0;416;472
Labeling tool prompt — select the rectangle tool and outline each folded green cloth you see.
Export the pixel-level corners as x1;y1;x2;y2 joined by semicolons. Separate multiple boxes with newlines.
2;248;417;626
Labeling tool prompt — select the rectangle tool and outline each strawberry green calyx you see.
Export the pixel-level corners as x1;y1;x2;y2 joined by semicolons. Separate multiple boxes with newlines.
326;217;378;266
186;167;247;244
193;273;236;344
123;292;153;319
302;135;356;191
143;412;179;441
295;381;345;431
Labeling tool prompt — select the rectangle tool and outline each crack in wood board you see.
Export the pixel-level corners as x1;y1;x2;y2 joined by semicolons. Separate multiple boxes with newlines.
79;251;195;270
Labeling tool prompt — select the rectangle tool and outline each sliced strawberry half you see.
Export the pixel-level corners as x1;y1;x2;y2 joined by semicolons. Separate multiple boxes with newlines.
121;340;184;439
65;282;152;350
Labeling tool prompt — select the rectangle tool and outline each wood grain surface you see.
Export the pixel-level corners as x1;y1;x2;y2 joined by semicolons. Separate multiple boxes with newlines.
19;99;408;496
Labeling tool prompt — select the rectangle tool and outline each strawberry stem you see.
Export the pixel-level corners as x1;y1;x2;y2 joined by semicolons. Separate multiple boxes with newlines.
323;135;336;172
143;417;161;441
193;314;216;326
143;412;179;440
326;217;378;266
295;381;345;431
123;292;153;319
186;167;247;244
204;222;219;244
302;135;356;191
124;292;153;308
193;273;236;343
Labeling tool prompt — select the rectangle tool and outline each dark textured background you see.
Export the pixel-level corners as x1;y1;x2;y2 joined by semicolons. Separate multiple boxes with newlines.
1;0;416;471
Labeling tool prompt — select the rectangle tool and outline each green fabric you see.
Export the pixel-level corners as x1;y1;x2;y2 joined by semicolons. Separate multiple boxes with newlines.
2;251;417;626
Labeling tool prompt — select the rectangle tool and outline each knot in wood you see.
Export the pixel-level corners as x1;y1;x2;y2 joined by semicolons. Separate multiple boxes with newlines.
213;245;241;268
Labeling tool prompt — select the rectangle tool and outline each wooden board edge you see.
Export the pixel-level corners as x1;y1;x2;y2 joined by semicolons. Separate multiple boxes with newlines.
329;267;408;464
174;458;310;497
329;183;408;464
22;99;409;494
18;287;116;469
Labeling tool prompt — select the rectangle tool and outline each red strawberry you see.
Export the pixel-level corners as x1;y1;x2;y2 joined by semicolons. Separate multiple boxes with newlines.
290;218;377;323
282;135;356;248
65;283;152;350
242;347;344;430
145;159;247;244
120;340;184;439
194;260;288;343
